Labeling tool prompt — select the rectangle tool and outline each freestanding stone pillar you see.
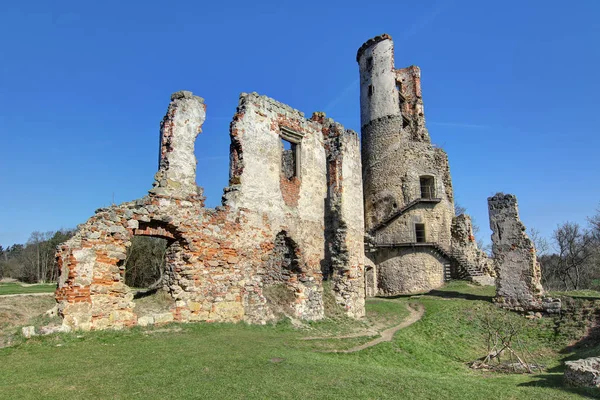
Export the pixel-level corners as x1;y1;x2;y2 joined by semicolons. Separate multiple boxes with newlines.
150;91;206;198
488;193;545;311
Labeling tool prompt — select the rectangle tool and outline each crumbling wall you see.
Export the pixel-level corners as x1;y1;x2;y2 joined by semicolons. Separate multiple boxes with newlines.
151;91;206;199
56;91;365;331
451;214;494;285
319;114;365;317
395;66;428;142
488;193;545;311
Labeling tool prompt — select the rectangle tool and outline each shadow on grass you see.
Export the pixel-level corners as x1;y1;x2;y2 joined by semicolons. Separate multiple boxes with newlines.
518;373;598;397
133;288;159;300
525;307;600;395
381;289;493;303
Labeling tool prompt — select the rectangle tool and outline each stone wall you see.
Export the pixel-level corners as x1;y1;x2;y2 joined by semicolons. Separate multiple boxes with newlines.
357;34;400;127
55;91;365;331
359;34;455;295
565;357;600;388
451;214;494;284
488;193;545;311
370;247;446;295
150;91;206;199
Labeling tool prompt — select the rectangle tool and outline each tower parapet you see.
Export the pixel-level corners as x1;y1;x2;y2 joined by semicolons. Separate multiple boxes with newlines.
357;34;401;127
358;34;456;296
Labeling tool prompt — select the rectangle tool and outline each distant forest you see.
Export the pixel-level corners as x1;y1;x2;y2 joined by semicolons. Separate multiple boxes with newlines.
1;206;599;291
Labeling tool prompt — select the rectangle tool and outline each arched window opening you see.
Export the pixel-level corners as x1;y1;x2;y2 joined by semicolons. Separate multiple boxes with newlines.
122;227;178;320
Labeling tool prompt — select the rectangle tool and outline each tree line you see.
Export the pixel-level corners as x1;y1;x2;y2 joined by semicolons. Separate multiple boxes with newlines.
0;231;166;289
2;205;599;291
533;207;600;291
0;230;74;283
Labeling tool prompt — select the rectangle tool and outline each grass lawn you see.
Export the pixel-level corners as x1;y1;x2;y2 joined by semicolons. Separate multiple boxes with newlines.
0;282;597;399
0;282;56;295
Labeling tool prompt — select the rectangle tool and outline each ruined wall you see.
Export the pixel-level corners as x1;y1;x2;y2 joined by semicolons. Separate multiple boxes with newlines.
358;34;455;295
319;115;365;317
56;91;365;331
395;66;428;142
488;193;545;311
451;214;494;285
150;91;206;198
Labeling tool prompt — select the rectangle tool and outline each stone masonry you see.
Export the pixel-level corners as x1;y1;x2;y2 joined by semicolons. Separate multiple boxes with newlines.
451;214;495;286
488;193;545;311
565;357;600;388
56;91;365;331
56;34;500;330
358;34;492;296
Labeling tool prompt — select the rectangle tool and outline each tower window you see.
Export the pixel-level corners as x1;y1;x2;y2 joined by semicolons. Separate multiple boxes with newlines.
419;176;435;199
366;57;373;70
368;84;374;97
396;81;406;106
415;224;426;243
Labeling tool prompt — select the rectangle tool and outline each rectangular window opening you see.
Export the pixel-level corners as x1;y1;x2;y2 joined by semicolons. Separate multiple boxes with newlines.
415;223;426;243
281;137;298;180
368;84;374;97
366;57;373;70
396;81;406;105
420;176;435;199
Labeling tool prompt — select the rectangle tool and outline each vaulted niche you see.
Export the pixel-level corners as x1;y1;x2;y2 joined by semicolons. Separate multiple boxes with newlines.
263;231;303;316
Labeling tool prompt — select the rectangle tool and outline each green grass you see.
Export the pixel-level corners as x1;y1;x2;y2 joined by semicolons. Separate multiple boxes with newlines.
550;289;600;300
0;282;56;295
0;281;597;399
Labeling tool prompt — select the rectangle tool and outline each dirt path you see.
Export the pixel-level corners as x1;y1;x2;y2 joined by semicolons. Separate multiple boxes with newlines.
0;292;54;298
324;303;425;353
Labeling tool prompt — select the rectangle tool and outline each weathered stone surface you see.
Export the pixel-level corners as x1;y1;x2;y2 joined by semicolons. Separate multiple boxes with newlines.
39;324;71;335
488;193;545;311
451;214;494;284
565;357;600;388
21;326;36;338
359;34;455;295
150;90;206;199
55;91;365;331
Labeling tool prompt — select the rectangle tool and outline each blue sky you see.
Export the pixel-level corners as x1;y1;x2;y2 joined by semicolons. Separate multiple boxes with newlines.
1;0;599;248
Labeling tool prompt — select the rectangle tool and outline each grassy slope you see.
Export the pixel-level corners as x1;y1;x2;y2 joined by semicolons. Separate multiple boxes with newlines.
0;282;597;399
0;282;56;295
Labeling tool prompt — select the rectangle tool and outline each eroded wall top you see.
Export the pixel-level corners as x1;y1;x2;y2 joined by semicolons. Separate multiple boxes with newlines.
151;91;206;199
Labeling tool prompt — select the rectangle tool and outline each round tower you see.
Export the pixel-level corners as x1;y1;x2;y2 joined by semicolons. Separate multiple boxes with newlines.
358;34;405;231
358;35;455;296
357;34;401;127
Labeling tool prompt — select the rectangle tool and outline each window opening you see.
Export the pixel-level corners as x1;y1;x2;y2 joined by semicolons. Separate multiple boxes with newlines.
281;137;297;179
396;81;406;106
415;223;426;243
420;176;435;199
366;56;373;70
368;84;374;97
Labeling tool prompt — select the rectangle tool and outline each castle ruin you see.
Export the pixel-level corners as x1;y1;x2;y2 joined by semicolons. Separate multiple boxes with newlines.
55;34;494;331
359;34;491;295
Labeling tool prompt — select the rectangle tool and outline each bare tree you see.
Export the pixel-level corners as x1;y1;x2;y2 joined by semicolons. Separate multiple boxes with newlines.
553;222;594;290
529;227;550;256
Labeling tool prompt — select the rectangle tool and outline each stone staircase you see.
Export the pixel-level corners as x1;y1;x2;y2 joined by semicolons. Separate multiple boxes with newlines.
370;241;491;283
369;197;442;234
